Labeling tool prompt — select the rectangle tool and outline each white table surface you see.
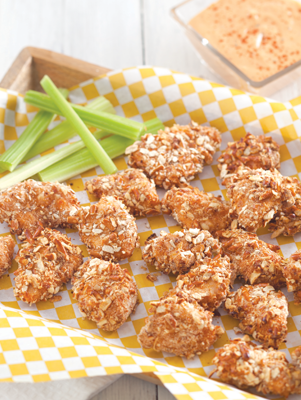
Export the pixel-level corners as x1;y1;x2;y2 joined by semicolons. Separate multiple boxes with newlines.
0;1;301;399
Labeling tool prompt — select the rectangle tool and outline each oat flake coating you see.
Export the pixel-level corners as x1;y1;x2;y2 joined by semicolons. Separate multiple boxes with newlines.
0;236;15;277
176;255;232;312
72;258;138;331
138;289;224;359
85;168;161;217
211;336;301;398
216;229;286;289
161;186;231;233
225;168;294;232
0;180;80;238
218;133;280;180
270;176;301;238
77;196;139;262
14;228;82;305
126;122;221;189
142;228;221;275
225;284;288;348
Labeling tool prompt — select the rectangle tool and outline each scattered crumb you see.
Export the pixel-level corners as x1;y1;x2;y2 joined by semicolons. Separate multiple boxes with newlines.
147;274;158;282
49;296;63;303
233;327;243;334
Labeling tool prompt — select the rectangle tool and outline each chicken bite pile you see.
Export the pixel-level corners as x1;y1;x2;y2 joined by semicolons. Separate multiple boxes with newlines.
126;122;221;189
72;258;138;331
162;186;231;233
218;133;280;180
0;236;15;277
225;284;288;348
176;255;233;311
142;229;221;275
85;168;161;217
138;289;224;359
225;168;293;232
211;337;301;398
14;228;82;304
77;196;139;261
216;229;287;288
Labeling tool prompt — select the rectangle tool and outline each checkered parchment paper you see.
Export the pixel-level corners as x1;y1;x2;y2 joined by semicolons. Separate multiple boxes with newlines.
1;66;301;400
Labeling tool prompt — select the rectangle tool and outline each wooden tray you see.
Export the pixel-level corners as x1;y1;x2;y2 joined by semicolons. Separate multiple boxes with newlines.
0;46;162;387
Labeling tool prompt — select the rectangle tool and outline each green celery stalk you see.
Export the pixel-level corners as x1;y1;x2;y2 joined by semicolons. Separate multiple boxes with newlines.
25;90;144;140
40;76;117;175
22;97;115;162
142;117;165;135
0;130;107;190
38;117;164;183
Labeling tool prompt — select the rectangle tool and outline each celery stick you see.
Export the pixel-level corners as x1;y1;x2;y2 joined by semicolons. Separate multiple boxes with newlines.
25;90;143;140
40;76;117;175
143;117;165;135
0;130;107;190
0;110;55;172
22;97;115;162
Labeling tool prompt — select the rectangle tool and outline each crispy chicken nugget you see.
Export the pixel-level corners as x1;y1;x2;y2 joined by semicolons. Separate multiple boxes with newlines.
161;186;231;233
225;168;293;232
72;258;138;331
0;236;15;277
0;180;80;238
225;284;288;348
211;336;301;398
138;289;224;359
126;122;221;189
270;176;301;238
215;229;286;289
14;228;82;304
85;168;161;217
77;196;139;261
218;133;280;180
282;249;301;304
176;255;232;311
142;228;221;275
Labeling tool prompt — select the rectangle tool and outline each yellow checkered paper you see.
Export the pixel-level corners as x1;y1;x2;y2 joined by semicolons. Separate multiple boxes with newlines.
0;66;301;400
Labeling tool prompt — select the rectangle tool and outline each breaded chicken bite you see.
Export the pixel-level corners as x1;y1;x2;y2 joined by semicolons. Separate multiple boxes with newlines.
218;133;280;180
142;229;221;275
138;289;224;359
216;229;286;288
161;186;231;233
14;228;82;304
0;180;80;237
126;122;221;189
225;284;288;348
72;258;137;331
282;249;301;304
85;168;161;217
0;236;15;277
270;176;301;238
176;255;232;311
77;196;138;261
211;337;301;398
225;168;293;232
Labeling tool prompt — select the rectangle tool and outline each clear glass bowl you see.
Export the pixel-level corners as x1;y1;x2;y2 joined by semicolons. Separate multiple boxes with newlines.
171;0;301;96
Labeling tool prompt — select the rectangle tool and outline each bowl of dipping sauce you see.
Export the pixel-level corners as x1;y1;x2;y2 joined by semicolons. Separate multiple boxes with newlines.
171;0;301;96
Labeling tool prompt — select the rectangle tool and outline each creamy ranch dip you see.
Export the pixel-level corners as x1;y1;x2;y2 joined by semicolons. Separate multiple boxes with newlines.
189;0;301;82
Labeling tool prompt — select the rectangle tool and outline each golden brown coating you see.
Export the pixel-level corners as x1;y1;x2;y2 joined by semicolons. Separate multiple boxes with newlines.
142;229;221;275
176;255;232;311
14;228;82;305
269;176;301;238
77;196;139;262
217;133;280;180
85;168;161;217
225;284;288;348
0;236;15;277
283;249;301;297
0;180;80;237
216;229;286;289
211;337;301;398
225;168;293;232
126;122;221;189
161;186;231;233
72;258;138;331
138;289;224;359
